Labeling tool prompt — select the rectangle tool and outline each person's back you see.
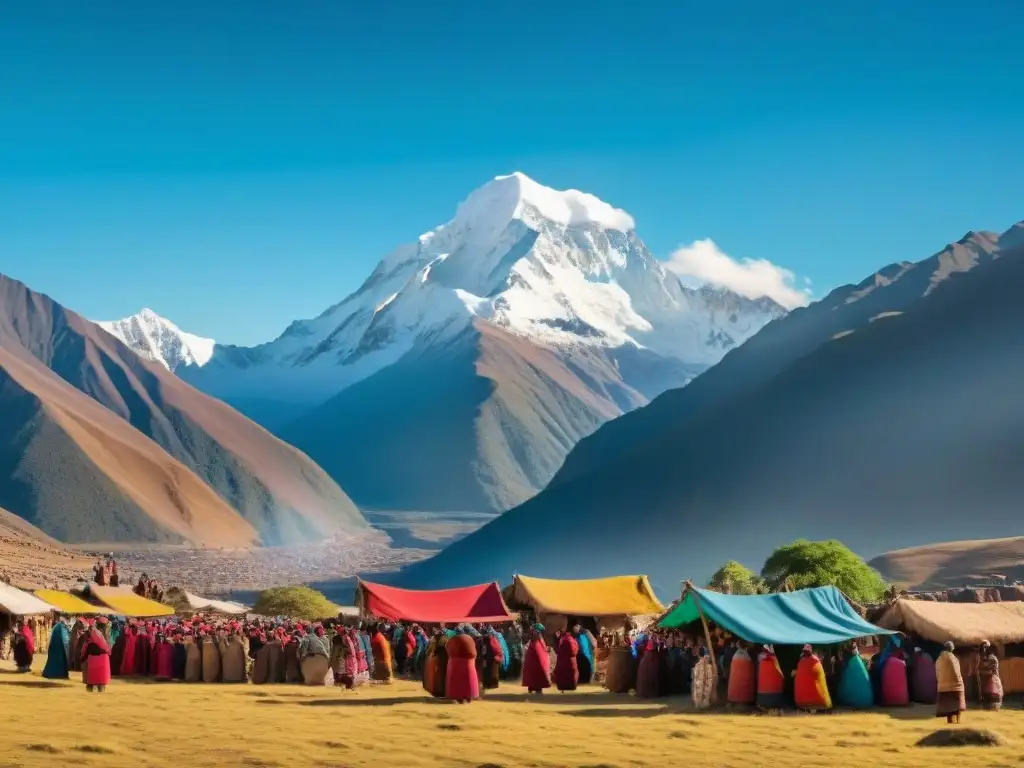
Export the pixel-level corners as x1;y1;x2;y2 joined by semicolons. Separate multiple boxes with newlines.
910;648;937;704
837;649;873;708
445;632;480;703
370;628;393;682
757;646;787;710
522;627;552;694
935;643;966;722
727;646;755;705
880;649;909;706
794;647;832;710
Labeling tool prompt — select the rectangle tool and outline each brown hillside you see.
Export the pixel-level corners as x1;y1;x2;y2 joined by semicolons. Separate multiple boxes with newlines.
0;506;96;589
280;318;692;512
0;344;258;547
871;537;1024;590
0;273;367;546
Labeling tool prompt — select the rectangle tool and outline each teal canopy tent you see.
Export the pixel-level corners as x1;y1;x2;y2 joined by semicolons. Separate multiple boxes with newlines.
658;585;893;645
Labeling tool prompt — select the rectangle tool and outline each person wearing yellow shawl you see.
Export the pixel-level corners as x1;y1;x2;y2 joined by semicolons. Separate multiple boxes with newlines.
691;646;715;709
794;644;832;711
370;623;394;683
935;641;965;723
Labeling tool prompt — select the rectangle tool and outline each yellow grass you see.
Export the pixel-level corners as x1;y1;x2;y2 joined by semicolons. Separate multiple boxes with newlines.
2;661;1022;768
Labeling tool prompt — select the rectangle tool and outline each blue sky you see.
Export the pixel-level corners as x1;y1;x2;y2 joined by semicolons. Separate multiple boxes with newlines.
2;2;1022;345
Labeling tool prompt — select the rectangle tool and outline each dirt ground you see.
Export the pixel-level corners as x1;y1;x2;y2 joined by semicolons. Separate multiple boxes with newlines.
1;660;1022;768
0;508;95;590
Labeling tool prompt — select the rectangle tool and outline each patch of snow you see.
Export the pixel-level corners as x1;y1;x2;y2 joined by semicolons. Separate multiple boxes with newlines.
456;171;636;233
97;308;215;371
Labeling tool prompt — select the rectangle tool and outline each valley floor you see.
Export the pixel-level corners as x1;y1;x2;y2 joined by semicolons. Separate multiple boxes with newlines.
93;531;431;596
2;661;1022;768
91;512;493;596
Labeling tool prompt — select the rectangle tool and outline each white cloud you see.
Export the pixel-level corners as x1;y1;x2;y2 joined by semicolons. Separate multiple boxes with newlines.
663;238;812;309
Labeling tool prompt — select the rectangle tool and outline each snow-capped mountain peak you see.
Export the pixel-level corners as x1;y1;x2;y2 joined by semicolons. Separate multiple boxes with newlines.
457;171;636;233
171;173;784;410
97;309;215;372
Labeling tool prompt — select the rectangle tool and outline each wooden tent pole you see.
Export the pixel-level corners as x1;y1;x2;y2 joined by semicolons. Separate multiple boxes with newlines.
354;577;365;619
684;579;719;680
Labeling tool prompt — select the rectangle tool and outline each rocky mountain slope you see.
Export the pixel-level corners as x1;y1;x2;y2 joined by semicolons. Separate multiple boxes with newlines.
551;224;1019;489
397;221;1024;591
107;173;784;512
0;273;368;547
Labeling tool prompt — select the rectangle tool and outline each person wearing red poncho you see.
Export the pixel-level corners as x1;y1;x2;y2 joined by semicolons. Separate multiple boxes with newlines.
522;624;552;695
445;627;480;703
153;632;174;682
133;623;151;677
727;644;755;705
794;644;832;711
12;619;35;672
119;623;139;677
402;626;417;677
756;644;787;711
82;619;112;692
555;627;581;692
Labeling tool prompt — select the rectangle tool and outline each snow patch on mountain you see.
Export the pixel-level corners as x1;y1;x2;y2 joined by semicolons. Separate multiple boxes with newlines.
97;309;215;372
461;171;636;232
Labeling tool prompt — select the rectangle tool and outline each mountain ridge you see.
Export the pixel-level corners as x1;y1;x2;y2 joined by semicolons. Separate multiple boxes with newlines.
106;173;787;512
0;271;368;547
548;225;1008;490
396;220;1024;590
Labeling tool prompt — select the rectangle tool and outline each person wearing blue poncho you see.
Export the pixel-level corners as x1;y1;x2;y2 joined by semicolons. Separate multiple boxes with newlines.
575;624;596;684
836;642;873;709
631;630;647;659
42;618;71;679
488;626;510;674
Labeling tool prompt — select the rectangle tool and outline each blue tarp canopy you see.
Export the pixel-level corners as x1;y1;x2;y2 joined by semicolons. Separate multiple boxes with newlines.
657;585;894;645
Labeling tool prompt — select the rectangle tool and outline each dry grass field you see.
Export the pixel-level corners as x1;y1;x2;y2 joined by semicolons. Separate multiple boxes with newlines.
2;662;1023;768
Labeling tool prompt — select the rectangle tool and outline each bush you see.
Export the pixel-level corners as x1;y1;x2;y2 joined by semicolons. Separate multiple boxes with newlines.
707;561;764;594
761;539;889;603
161;586;192;613
251;585;336;620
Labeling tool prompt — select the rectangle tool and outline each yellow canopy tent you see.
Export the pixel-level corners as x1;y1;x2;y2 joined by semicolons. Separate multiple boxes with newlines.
34;589;105;615
508;574;665;634
87;586;174;618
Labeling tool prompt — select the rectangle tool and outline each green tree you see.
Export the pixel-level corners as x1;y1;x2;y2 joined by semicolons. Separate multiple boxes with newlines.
161;586;193;613
760;539;889;603
252;585;337;620
707;560;764;594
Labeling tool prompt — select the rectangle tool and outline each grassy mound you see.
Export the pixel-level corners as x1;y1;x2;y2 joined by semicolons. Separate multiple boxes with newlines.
916;728;1007;748
251;585;336;620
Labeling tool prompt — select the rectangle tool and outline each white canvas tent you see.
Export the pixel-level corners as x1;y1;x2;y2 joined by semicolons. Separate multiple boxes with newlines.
0;582;55;615
183;591;249;615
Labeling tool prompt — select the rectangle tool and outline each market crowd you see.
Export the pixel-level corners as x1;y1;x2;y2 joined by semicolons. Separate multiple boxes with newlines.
25;612;1007;722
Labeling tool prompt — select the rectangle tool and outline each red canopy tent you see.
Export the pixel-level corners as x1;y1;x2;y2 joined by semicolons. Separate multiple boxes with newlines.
356;579;516;624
